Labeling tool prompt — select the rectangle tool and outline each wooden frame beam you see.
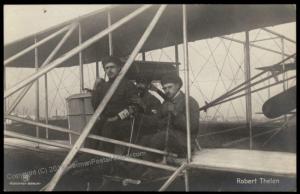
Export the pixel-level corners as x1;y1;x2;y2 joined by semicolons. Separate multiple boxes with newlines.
44;5;166;190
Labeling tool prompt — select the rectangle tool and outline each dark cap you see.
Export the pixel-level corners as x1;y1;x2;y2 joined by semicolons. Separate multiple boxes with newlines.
161;74;182;88
102;56;123;68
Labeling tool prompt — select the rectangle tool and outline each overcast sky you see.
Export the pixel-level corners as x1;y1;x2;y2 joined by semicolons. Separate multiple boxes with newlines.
4;5;296;121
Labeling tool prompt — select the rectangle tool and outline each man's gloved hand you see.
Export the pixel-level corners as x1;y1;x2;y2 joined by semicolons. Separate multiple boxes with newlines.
118;109;131;120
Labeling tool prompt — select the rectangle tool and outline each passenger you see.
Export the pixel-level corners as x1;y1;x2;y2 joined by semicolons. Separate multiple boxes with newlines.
124;74;200;180
139;74;200;161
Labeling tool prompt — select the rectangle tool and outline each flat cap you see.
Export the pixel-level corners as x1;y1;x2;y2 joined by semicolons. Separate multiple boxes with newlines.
102;56;123;67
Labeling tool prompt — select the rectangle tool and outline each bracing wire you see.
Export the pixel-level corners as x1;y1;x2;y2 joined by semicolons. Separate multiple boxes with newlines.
189;52;217;122
198;116;286;137
49;68;67;116
209;39;236;121
190;39;223;85
188;45;218;122
221;41;246;115
189;44;210;61
47;73;66;111
51;68;75;95
213;75;295;107
161;49;175;62
209;38;233;101
252;29;262;42
205;39;241;122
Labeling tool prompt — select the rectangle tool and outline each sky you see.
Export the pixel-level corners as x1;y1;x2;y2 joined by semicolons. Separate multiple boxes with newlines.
4;5;296;121
4;5;110;44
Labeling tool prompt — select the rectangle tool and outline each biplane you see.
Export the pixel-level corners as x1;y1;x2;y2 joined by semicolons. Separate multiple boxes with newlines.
4;4;296;191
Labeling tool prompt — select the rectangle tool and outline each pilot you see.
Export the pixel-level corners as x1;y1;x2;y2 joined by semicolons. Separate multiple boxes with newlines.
88;55;138;153
67;56;139;190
